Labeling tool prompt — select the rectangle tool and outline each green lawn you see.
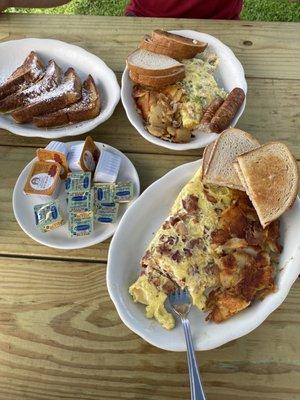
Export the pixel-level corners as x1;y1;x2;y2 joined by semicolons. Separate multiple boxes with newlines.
6;0;300;22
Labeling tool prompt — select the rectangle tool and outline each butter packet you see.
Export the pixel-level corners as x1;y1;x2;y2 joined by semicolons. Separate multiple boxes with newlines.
34;200;64;232
36;141;69;179
114;181;133;203
67;190;94;214
24;161;61;200
94;183;116;204
68;136;100;173
65;171;91;193
69;211;93;237
95;202;119;224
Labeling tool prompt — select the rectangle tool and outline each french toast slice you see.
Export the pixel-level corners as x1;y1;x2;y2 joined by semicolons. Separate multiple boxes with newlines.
33;75;100;127
0;51;44;100
0;60;61;113
12;68;82;124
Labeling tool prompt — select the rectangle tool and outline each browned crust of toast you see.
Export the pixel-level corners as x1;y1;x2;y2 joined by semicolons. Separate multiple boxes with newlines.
129;68;185;88
33;75;100;127
0;51;44;100
12;68;81;123
151;30;207;59
237;142;299;225
128;43;184;76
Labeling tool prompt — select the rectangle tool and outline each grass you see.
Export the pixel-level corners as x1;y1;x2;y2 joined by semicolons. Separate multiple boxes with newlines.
6;0;300;22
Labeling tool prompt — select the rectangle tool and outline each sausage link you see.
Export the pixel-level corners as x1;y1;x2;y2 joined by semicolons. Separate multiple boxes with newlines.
209;88;245;133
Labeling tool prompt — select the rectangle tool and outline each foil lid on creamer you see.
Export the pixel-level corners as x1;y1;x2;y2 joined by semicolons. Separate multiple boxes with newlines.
23;161;62;200
68;136;100;173
37;141;69;179
94;149;121;183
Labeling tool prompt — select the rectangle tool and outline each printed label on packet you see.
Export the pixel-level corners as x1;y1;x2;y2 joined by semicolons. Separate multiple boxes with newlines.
34;201;64;232
24;161;61;198
65;172;91;193
114;181;133;203
37;141;69;179
94;183;116;204
67;190;94;213
68;211;93;237
95;202;119;224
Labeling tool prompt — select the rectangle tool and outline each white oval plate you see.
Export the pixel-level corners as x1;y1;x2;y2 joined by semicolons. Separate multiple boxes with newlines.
121;30;247;151
107;160;300;351
13;141;140;250
0;38;120;138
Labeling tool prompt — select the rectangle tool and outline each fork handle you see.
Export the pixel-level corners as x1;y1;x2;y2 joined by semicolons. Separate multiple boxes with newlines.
182;318;206;400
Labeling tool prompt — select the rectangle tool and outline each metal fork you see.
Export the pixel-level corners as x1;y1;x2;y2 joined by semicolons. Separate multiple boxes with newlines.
169;288;206;400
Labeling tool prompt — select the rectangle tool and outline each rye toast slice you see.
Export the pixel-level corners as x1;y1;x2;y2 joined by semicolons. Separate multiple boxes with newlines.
202;128;260;190
33;75;100;127
12;68;82;123
234;142;299;227
0;51;44;100
0;60;61;113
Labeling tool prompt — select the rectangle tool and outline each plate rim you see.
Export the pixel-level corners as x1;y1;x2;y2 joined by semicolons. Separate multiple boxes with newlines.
12;140;140;250
107;159;300;351
0;38;121;138
121;29;247;151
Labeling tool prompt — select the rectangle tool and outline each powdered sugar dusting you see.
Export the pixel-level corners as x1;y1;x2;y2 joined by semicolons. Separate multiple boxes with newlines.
28;79;75;104
22;62;59;100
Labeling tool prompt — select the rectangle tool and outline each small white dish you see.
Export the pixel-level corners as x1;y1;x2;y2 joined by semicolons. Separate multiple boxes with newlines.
107;160;300;351
13;141;140;250
121;30;247;151
0;38;120;139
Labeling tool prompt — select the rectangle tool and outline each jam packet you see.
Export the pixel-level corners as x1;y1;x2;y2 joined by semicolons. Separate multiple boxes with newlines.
24;161;62;200
36;141;69;179
68;136;100;173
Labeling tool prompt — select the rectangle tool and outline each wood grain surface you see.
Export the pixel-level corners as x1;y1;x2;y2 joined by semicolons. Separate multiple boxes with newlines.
0;257;298;400
0;14;299;400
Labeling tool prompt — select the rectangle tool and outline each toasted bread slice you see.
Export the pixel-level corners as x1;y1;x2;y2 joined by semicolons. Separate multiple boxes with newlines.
234;142;299;227
0;60;61;113
151;30;207;60
203;128;260;190
201;141;216;179
127;48;184;77
129;68;185;88
0;51;44;100
33;75;100;127
12;68;82;124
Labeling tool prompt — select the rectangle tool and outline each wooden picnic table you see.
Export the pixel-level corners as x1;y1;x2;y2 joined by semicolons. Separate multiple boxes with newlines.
0;13;299;400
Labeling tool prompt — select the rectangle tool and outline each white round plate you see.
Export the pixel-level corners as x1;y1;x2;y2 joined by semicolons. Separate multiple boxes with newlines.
107;160;300;351
13;141;140;250
121;30;247;151
0;38;120;138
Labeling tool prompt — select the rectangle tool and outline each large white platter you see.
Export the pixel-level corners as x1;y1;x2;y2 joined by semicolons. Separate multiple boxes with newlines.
107;160;300;351
13;141;140;250
121;30;247;151
0;38;120;138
